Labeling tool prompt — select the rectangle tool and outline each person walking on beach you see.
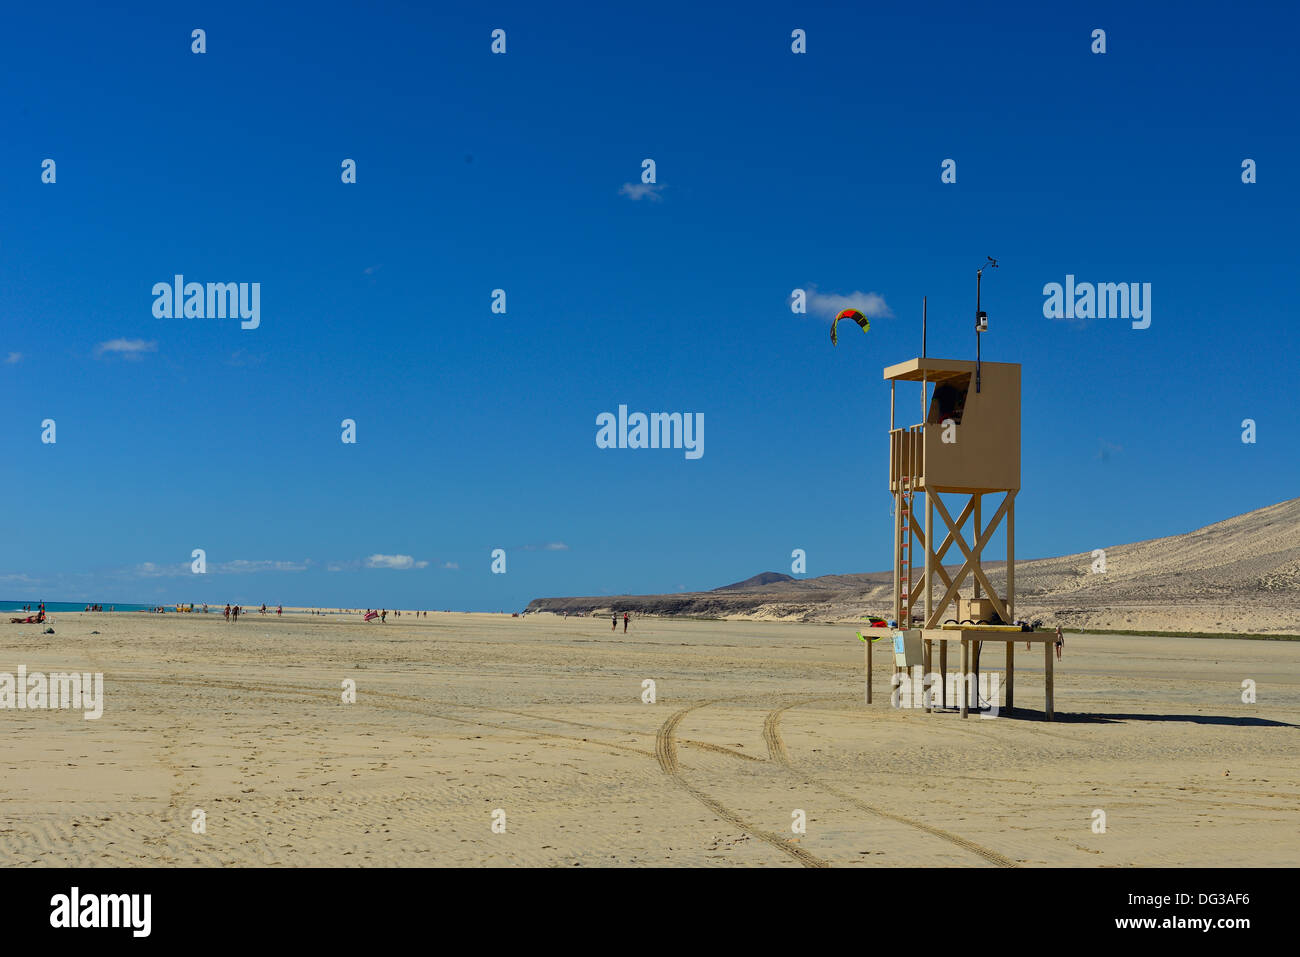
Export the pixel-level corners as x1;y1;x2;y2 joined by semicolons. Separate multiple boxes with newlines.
224;604;231;622
1054;624;1064;661
623;612;629;633
232;605;240;623
381;609;387;623
276;604;282;617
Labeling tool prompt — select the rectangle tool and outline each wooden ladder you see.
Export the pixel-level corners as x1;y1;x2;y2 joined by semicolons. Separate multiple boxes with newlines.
897;475;915;626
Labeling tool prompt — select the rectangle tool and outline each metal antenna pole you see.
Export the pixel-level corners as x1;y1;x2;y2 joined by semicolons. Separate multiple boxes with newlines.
922;296;927;358
974;256;997;394
975;269;982;393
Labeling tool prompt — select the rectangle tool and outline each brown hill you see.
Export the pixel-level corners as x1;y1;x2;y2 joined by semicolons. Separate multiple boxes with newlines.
524;498;1300;634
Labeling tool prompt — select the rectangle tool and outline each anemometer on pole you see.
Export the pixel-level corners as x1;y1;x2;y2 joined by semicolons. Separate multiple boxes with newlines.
974;256;998;393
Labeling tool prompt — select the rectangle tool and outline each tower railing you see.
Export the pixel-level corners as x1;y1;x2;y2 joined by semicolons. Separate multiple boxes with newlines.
889;424;925;492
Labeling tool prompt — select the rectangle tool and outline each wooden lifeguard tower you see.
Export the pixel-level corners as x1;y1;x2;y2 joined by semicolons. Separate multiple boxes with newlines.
867;352;1058;719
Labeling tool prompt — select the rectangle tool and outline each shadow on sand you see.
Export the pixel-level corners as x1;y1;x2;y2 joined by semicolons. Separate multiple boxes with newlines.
999;709;1299;728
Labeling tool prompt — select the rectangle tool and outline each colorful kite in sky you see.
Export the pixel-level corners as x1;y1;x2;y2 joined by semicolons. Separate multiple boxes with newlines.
830;308;870;345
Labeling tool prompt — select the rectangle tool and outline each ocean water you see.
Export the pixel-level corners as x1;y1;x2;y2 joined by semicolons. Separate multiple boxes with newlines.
0;601;157;613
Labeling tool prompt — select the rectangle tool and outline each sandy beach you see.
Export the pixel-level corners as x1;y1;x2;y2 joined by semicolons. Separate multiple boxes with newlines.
1;610;1296;867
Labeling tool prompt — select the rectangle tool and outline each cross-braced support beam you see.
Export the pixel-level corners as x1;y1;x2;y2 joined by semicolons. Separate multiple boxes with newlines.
910;489;1016;628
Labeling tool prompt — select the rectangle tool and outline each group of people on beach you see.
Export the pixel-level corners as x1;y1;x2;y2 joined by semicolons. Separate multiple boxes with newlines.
8;602;46;624
612;612;630;632
216;603;283;621
82;603;112;612
362;609;430;622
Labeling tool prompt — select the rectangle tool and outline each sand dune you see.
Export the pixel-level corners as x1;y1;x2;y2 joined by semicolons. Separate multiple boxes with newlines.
527;498;1300;634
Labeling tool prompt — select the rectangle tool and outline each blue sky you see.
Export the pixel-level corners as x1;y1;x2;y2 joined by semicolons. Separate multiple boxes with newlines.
1;1;1296;610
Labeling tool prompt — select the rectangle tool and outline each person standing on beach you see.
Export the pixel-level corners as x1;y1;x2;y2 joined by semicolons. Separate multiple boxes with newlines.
1054;624;1064;661
381;609;387;623
232;605;240;623
623;612;629;633
224;604;231;622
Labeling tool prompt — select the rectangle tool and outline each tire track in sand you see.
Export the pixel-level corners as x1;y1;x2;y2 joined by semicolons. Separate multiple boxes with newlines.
655;700;828;868
763;699;1017;867
112;674;759;765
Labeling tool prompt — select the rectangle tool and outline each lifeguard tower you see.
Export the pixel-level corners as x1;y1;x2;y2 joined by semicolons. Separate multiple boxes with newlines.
839;266;1058;718
886;355;1020;633
869;353;1058;719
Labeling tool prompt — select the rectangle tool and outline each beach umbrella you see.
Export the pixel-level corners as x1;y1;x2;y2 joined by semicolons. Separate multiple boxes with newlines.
830;308;870;345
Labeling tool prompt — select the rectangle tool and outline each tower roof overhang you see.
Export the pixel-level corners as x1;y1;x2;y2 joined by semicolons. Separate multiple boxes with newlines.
883;357;1018;383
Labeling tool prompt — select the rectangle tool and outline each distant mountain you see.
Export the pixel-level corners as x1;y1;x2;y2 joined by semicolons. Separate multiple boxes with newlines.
713;572;795;591
524;498;1300;634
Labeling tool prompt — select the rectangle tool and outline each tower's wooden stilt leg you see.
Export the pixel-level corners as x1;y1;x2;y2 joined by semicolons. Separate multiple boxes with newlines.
1006;640;1014;710
960;639;969;718
923;639;932;713
865;638;873;704
940;641;947;709
1045;641;1055;721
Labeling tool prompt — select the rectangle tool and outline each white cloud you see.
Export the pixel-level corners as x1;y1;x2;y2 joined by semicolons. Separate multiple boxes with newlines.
365;554;426;570
95;338;158;360
619;183;665;202
129;558;307;578
804;287;893;320
4;352;20;365
131;561;187;578
216;559;309;573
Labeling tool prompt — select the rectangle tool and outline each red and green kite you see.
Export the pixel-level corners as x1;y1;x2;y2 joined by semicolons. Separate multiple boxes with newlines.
830;308;870;345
